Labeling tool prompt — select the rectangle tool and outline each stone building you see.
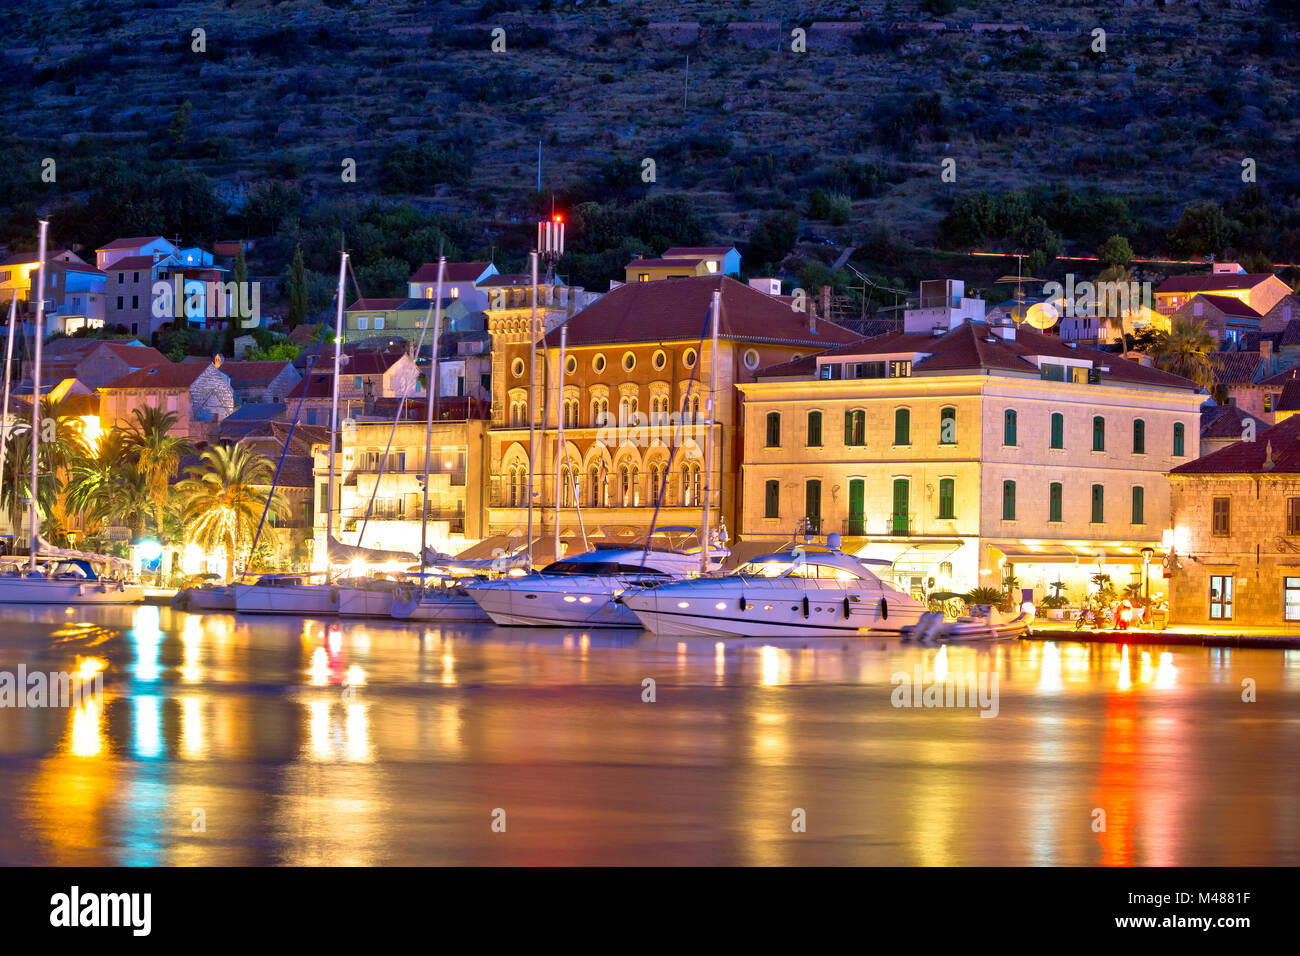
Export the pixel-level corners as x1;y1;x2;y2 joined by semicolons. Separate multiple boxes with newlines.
1167;414;1300;627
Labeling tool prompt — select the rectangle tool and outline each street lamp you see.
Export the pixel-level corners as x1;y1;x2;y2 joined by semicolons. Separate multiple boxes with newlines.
1141;547;1154;625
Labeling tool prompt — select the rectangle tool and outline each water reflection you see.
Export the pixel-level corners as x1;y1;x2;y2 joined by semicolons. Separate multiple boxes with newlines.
0;605;1295;865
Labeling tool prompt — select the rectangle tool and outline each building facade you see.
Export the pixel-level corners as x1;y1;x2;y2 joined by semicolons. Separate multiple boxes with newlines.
1168;414;1300;627
738;296;1204;603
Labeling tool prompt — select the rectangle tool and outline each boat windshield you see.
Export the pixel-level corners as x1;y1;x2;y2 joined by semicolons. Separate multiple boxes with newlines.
737;559;867;581
541;560;672;577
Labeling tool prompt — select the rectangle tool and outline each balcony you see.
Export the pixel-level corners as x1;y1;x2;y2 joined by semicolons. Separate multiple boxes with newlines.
842;515;913;536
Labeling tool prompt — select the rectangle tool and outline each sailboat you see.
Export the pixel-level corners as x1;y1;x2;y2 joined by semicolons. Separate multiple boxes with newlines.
236;250;354;616
0;220;144;605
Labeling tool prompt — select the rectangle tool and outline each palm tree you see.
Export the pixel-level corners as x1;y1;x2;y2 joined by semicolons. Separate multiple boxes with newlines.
122;406;193;545
177;443;287;583
65;429;131;534
1146;318;1215;392
0;400;78;546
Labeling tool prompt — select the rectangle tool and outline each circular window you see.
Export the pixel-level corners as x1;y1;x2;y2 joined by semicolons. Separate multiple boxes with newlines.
653;349;667;371
511;357;525;378
622;351;636;372
743;348;760;371
565;355;576;375
593;353;606;373
683;348;697;369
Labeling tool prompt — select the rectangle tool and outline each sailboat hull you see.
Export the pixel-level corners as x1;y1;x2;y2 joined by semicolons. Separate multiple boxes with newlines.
390;591;490;622
234;582;339;616
337;586;397;618
0;576;143;605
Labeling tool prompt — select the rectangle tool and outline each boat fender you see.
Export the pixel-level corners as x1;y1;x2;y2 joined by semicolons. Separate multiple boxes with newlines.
880;597;888;620
843;597;851;619
801;595;809;618
739;595;748;611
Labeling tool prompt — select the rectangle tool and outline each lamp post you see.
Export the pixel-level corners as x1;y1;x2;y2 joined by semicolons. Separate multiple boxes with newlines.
1141;547;1154;627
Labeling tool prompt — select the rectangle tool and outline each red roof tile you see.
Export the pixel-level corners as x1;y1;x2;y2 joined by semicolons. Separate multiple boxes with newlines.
102;361;210;389
102;255;162;272
1157;273;1283;294
345;298;408;310
1207;351;1264;386
543;275;859;349
96;236;166;250
1171;413;1300;474
409;262;493;284
757;322;1202;390
1188;294;1263;319
220;360;292;386
1259;365;1300;388
661;246;736;258
1200;404;1266;438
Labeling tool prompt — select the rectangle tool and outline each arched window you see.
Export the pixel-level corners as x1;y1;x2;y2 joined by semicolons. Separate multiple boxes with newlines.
939;406;956;445
681;462;702;507
807;410;822;447
1093;416;1106;451
765;411;781;447
1003;409;1017;447
764;480;780;518
1133;418;1145;454
894;408;911;445
1050;412;1064;449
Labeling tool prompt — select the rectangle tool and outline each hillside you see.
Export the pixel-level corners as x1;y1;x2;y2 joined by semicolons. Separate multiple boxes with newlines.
3;0;1299;310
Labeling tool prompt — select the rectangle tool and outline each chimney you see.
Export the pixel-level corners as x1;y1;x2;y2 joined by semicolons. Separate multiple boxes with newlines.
1262;338;1274;373
819;285;831;325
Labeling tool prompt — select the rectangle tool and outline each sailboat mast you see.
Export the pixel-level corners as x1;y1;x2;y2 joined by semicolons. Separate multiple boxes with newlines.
28;220;47;573
700;289;719;575
325;251;347;577
526;250;538;567
0;297;17;506
419;257;445;580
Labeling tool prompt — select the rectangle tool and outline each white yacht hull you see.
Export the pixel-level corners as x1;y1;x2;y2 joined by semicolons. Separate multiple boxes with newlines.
390;591;490;623
624;585;926;637
337;586;396;618
175;587;235;612
234;582;339;615
0;576;144;605
467;575;647;628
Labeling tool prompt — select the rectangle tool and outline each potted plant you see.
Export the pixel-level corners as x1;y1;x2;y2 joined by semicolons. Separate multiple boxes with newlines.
1040;593;1070;620
965;586;1010;616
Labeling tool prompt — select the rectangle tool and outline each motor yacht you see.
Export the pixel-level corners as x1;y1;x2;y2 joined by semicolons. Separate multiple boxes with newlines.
465;530;729;628
0;557;145;605
620;535;924;637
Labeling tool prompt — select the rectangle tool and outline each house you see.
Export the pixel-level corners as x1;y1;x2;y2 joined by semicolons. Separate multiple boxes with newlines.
485;274;859;550
1207;350;1267;414
343;296;474;345
218;360;301;406
622;256;715;285
0;248;107;335
311;410;491;567
97;236;228;338
1169;294;1263;348
216;402;288;440
38;339;167;389
1167;413;1300;626
1199;404;1268;455
737;282;1204;603
661;246;741;276
1154;267;1292;320
284;343;421;426
406;261;497;310
98;359;234;441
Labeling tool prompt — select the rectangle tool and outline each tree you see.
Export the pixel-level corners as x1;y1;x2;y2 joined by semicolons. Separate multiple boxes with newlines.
167;100;194;152
177;443;287;583
0;398;78;543
288;244;308;328
1170;201;1234;258
122;406;194;545
1144;318;1215;392
1098;235;1133;267
745;210;799;271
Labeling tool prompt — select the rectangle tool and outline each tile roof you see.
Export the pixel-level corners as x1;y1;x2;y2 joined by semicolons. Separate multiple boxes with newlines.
96;236;166;250
223;402;287;422
220;360;292;386
346;298;408;310
409;262;493;284
1207;350;1264;386
625;258;707;269
102;361;211;389
543;275;859;349
478;273;538;287
661;246;736;258
1281;319;1300;347
285;371;334;399
1278;379;1300;413
1200;403;1267;439
1189;293;1263;319
102;255;163;272
757;322;1202;390
1157;273;1282;294
1258;365;1300;388
1171;412;1300;474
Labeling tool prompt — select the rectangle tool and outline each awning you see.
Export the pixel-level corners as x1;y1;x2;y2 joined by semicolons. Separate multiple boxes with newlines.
996;546;1150;566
